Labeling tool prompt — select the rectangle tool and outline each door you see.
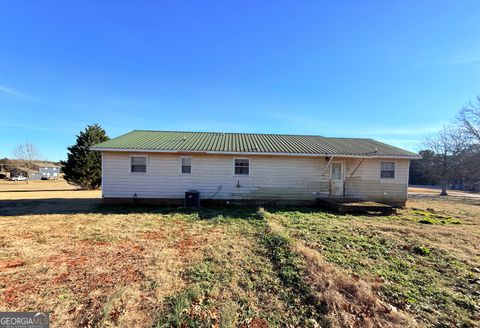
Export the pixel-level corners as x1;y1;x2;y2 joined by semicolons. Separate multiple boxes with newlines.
330;161;344;196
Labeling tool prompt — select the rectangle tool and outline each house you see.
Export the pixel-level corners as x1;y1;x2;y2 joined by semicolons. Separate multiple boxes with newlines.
6;161;61;180
91;130;420;207
6;167;28;179
30;164;61;180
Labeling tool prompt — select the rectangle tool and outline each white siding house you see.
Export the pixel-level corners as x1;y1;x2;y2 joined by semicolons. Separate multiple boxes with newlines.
92;131;420;207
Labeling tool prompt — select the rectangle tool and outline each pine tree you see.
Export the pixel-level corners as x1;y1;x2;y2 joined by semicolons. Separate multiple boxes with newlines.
61;124;109;189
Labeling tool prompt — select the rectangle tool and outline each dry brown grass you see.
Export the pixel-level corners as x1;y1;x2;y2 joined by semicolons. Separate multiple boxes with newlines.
0;183;101;216
0;179;78;192
0;190;292;327
0;194;229;327
409;186;480;199
1;187;479;327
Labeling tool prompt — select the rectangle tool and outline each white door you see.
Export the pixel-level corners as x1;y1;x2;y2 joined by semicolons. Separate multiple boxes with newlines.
330;162;344;196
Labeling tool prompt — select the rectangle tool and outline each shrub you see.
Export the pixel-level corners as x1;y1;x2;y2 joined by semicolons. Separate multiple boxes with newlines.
413;245;431;256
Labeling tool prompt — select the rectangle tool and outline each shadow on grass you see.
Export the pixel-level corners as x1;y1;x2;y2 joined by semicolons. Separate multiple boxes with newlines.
0;198;264;219
266;206;397;218
0;197;386;219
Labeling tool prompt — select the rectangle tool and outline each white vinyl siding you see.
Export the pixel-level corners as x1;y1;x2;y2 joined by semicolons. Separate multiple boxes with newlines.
344;158;409;204
102;153;331;200
345;159;408;184
102;153;410;204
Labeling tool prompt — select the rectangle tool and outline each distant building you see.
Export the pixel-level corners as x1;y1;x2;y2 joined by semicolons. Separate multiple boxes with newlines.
4;161;61;180
30;165;61;180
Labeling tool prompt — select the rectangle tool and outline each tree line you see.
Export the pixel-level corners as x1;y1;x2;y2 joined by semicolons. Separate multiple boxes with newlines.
410;96;480;195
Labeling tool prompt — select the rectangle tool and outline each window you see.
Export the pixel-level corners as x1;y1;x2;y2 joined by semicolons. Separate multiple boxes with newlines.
380;161;395;179
131;156;147;173
234;158;249;175
181;157;192;174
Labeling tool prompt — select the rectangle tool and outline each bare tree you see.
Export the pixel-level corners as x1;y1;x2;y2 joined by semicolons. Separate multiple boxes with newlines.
458;96;480;143
423;126;466;196
12;143;41;182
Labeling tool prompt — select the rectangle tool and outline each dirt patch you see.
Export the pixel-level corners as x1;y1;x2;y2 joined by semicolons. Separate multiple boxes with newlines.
0;259;25;270
142;231;165;240
243;318;270;328
48;241;145;296
176;236;198;256
2;282;40;306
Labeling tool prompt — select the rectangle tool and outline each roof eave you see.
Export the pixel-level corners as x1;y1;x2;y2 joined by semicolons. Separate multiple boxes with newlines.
90;147;421;159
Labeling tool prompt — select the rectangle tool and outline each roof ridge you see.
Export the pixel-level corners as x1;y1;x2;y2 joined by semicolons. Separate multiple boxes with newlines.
132;130;382;140
132;129;324;137
131;130;382;139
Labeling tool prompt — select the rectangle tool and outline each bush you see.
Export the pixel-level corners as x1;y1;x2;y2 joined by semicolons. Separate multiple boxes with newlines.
413;245;431;256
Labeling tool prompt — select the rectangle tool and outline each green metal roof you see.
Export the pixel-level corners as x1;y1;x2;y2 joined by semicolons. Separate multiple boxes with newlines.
91;130;420;158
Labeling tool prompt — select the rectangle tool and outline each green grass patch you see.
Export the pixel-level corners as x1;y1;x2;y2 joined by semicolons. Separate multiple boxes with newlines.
412;245;430;256
268;208;479;327
410;209;462;225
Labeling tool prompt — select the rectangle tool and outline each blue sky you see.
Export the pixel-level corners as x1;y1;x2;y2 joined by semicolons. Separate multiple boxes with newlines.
1;1;480;161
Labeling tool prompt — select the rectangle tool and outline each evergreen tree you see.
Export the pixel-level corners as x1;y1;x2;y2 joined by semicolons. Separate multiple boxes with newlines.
61;124;109;189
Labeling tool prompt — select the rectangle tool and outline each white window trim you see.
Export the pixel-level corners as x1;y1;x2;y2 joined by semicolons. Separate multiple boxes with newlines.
130;155;148;175
233;157;251;176
379;161;396;179
180;156;192;175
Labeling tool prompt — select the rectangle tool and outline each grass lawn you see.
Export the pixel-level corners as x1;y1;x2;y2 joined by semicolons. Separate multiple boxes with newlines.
0;186;479;327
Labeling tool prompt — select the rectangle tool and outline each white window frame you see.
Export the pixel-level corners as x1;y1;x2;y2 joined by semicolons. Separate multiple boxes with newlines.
180;156;192;175
233;158;250;176
130;155;148;174
380;161;395;179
